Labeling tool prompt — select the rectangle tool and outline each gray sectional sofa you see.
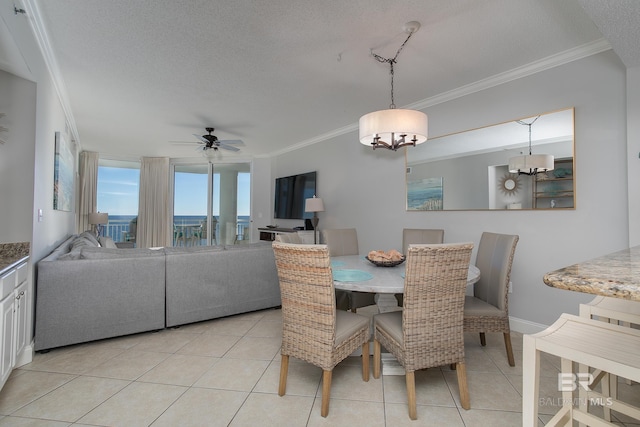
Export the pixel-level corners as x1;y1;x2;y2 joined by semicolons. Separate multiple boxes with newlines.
35;232;280;351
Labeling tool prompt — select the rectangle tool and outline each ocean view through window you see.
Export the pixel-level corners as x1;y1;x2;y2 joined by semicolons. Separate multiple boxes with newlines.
173;162;251;246
97;160;140;243
97;160;251;246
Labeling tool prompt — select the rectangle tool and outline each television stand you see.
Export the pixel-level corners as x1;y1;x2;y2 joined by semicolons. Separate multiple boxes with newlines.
258;227;297;241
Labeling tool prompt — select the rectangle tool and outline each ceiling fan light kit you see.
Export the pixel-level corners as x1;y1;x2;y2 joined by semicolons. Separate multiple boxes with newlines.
359;21;429;151
184;127;243;153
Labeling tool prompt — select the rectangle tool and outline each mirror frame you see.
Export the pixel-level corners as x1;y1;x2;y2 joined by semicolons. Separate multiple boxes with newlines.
406;108;575;211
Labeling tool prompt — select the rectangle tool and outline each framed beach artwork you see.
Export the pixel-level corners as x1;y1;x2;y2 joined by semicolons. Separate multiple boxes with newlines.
53;132;73;211
407;177;443;210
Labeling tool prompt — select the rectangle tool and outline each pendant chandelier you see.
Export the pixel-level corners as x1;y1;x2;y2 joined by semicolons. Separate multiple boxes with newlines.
508;116;554;175
359;21;428;151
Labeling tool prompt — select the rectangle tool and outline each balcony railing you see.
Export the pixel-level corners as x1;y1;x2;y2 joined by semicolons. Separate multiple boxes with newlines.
103;217;250;245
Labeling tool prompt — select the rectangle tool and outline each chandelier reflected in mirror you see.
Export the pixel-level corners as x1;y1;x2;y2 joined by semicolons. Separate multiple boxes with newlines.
508;116;554;175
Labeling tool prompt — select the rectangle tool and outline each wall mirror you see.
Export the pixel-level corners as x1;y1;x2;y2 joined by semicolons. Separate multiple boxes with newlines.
406;108;574;210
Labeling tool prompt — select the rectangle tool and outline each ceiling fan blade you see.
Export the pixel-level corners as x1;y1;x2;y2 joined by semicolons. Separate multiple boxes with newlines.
217;139;244;145
169;141;201;145
192;133;208;144
220;144;240;152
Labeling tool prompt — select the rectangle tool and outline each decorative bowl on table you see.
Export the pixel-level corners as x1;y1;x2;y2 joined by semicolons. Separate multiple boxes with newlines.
366;249;406;267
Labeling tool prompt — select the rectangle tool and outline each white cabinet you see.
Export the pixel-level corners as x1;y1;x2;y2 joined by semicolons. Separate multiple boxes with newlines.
14;280;28;359
0;259;29;390
0;283;15;386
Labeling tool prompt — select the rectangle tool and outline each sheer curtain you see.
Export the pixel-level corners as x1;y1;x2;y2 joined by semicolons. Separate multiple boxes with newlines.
137;157;170;248
76;151;98;234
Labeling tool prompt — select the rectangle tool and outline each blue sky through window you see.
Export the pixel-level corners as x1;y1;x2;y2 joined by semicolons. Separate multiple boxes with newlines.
97;166;140;215
98;166;250;216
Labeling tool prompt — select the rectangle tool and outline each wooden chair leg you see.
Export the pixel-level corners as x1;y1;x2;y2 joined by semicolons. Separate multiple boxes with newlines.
406;371;417;420
362;342;370;381
479;332;486;346
373;340;381;379
504;332;515;367
321;370;332;417
456;362;470;410
278;354;289;396
602;371;613;421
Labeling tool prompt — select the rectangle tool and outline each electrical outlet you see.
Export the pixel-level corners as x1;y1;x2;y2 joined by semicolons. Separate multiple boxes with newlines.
508;281;513;293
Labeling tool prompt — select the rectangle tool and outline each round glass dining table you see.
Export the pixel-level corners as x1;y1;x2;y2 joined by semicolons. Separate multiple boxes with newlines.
331;254;480;294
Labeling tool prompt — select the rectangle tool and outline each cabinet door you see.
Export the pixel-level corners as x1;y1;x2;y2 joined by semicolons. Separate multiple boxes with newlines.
0;295;15;386
13;281;27;360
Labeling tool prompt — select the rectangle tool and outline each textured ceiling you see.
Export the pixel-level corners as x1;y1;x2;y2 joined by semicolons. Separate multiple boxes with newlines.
16;0;637;159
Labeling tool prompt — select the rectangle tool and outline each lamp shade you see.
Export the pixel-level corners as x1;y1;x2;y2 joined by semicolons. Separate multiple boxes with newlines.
88;212;109;225
305;197;324;213
508;154;554;175
359;109;428;146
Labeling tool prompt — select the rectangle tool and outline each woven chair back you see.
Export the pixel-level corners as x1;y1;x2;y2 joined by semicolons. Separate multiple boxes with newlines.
272;242;336;368
473;232;519;312
402;243;474;370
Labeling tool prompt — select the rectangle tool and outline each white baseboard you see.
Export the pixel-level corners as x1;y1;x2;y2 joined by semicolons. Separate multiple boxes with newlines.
509;316;549;335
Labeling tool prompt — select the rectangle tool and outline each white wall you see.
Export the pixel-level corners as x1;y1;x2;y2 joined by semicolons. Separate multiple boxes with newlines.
273;50;628;329
0;2;77;262
0;69;36;243
1;0;77;357
628;66;640;246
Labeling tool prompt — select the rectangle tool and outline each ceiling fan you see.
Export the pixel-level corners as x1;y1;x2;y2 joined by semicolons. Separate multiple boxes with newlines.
172;127;243;152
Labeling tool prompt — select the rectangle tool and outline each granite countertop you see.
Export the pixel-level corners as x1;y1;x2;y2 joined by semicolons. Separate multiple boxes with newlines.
543;246;640;301
0;242;30;275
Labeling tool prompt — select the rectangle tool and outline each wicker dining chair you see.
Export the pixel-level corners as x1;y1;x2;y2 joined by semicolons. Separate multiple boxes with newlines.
463;232;519;366
395;228;445;306
321;228;376;312
373;243;474;420
272;241;371;418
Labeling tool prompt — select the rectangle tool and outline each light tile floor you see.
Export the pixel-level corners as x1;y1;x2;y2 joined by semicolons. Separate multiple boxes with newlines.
0;307;638;426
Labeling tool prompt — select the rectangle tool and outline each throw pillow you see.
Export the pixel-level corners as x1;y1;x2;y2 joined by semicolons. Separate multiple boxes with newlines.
71;236;97;251
79;231;100;246
98;236;118;249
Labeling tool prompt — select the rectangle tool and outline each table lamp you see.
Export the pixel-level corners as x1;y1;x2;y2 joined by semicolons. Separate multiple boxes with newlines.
88;212;109;237
304;196;324;244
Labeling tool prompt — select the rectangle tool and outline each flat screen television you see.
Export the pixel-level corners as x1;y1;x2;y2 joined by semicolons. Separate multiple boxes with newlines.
274;171;317;219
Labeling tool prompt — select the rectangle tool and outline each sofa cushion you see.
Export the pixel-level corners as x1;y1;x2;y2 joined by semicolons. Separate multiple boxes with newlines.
223;241;272;251
163;245;224;255
80;247;165;259
56;249;83;260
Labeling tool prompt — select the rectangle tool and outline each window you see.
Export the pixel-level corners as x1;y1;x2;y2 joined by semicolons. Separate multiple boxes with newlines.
172;162;251;246
97;159;140;243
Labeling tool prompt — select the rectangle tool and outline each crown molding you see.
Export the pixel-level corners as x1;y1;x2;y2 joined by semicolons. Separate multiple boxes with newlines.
20;0;610;160
273;38;611;157
23;0;81;149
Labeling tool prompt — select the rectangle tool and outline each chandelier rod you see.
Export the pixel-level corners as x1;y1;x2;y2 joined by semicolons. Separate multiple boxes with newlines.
516;116;540;155
371;30;415;109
